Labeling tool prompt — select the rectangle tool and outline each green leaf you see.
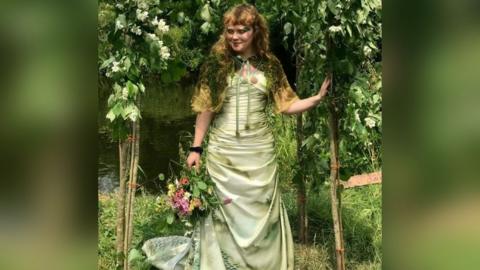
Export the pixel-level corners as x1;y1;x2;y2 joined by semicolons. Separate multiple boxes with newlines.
327;0;338;15
128;248;144;263
197;181;207;190
100;56;114;70
126;81;138;96
284;22;292;35
193;187;200;197
166;213;174;224
158;173;165;181
106;110;116;122
200;4;211;22
124;57;131;71
139;83;146;93
111;103;123;116
200;22;210;34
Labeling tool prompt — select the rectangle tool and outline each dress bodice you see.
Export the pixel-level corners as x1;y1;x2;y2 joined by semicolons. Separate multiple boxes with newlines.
212;61;269;136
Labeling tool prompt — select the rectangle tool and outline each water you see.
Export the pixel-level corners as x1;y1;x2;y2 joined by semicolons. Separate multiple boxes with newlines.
98;77;196;193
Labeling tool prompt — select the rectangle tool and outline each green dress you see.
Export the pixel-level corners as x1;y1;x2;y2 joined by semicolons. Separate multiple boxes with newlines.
143;55;298;270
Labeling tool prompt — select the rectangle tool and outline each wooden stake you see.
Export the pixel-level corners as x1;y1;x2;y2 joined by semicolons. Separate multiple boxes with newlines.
115;139;130;269
328;89;346;270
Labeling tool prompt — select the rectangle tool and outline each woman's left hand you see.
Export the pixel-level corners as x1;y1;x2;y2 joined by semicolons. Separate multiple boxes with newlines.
317;73;332;100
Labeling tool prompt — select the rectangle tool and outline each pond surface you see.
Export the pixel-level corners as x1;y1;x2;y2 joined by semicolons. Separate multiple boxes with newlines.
98;77;196;193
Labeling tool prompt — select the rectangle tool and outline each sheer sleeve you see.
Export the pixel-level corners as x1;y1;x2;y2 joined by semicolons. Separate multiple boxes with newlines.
191;62;213;113
271;59;299;113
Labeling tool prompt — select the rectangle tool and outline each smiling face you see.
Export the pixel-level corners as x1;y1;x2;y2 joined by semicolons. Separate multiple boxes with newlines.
225;24;255;57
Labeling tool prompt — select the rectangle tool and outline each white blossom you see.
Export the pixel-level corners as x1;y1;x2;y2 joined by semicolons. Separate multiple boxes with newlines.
157;40;164;47
157;19;170;33
146;32;158;42
363;45;372;56
136;9;148;22
131;25;142;35
115;3;124;10
121;87;129;100
152;16;159;26
137;1;149;10
111;61;121;73
328;25;342;33
159;46;170;59
115;20;125;30
354;111;360;122
365;117;376;128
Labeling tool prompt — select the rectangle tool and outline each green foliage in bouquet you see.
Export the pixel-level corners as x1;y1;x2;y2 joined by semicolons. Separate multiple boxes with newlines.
163;162;220;227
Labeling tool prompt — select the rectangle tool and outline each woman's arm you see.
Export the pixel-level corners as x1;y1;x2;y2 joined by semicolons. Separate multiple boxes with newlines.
283;94;323;115
187;110;215;170
283;74;332;115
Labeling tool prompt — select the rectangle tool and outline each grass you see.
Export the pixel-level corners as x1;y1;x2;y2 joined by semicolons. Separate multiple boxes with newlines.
98;183;381;269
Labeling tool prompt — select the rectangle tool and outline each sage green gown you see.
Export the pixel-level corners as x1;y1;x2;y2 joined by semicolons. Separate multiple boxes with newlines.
143;60;294;270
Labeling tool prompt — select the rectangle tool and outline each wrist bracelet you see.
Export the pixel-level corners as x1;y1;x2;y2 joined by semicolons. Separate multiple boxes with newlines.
189;146;203;155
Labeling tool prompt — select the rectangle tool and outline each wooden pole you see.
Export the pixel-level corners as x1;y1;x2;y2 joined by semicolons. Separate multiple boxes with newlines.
115;139;130;269
294;10;308;243
328;83;346;270
123;120;140;269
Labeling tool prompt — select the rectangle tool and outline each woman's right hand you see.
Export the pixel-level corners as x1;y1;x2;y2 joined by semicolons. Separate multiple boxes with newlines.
186;152;201;172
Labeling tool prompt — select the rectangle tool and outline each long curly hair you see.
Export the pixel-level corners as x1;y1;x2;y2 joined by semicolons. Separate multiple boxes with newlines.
211;4;273;60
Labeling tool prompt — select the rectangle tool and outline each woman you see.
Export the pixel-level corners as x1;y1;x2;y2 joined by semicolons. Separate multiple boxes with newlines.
143;4;331;270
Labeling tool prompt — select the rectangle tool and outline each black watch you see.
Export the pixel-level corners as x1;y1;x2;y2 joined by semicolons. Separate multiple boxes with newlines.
189;146;203;155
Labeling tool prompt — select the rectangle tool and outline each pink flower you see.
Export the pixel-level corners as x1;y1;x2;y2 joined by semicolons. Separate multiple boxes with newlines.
223;197;232;205
180;177;189;186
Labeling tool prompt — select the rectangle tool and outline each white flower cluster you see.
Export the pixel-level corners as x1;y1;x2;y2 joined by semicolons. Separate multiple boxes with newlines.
363;45;372;56
328;25;343;33
152;17;169;33
115;20;125;30
137;1;149;10
136;9;148;22
106;56;128;78
160;45;170;60
131;25;142;35
121;86;129;100
145;32;170;60
106;60;123;78
364;117;376;128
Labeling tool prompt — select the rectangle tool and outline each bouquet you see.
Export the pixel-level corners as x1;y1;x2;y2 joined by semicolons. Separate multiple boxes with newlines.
165;164;220;226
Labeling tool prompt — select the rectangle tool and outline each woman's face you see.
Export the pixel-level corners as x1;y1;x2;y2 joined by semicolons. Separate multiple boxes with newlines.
225;24;254;55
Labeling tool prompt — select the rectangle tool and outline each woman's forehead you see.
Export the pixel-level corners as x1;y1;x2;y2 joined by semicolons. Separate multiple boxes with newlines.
226;24;252;29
